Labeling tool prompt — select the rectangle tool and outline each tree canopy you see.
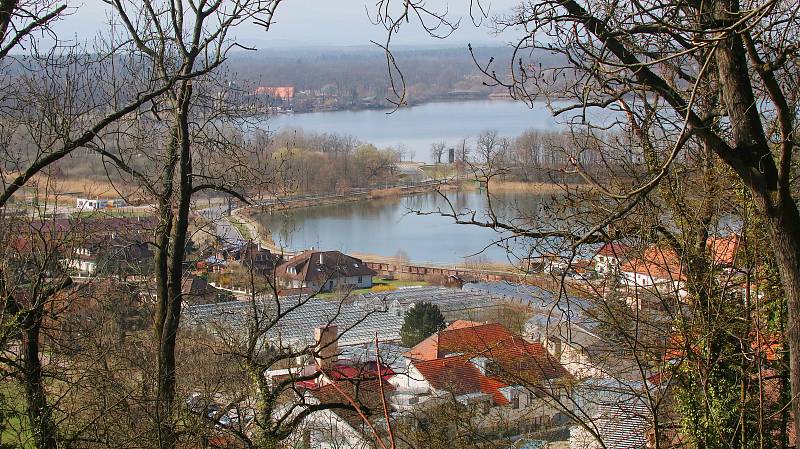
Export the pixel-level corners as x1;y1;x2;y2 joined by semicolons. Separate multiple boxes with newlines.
400;302;446;348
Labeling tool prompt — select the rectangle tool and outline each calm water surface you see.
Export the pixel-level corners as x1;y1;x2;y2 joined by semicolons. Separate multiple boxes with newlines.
260;100;576;162
256;100;608;263
260;189;555;265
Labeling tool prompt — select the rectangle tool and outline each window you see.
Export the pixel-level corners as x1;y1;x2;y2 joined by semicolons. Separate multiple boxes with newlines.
511;395;520;409
358;276;363;283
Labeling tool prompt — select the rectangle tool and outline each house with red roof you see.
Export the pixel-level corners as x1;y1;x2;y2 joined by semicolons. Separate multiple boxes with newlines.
594;243;631;277
395;321;572;434
619;246;688;300
284;322;573;448
291;379;390;449
706;233;742;270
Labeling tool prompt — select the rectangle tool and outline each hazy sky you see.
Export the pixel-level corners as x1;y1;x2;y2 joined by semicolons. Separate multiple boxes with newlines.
54;0;522;48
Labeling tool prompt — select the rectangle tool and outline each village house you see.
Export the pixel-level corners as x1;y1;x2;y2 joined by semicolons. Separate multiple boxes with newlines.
398;321;573;436
525;315;610;380
706;233;742;272
199;241;281;275
266;325;404;449
37;217;157;277
295;379;391;449
593;243;631;277
275;250;376;292
618;235;742;304
619;246;687;300
285;321;572;449
75;197;127;210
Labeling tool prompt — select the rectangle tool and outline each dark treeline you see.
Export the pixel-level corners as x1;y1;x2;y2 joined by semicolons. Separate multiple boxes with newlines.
225;46;567;107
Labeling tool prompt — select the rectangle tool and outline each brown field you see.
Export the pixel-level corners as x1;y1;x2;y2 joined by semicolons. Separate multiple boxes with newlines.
6;173;141;204
485;179;590;193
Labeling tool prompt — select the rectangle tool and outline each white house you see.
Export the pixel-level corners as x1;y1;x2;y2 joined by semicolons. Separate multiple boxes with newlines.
76;198;127;210
275;250;376;292
593;243;631;277
619;246;687;300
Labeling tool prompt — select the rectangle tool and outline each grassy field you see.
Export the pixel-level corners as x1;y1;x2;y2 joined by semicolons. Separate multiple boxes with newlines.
419;164;458;179
0;381;32;448
319;277;430;299
227;216;253;240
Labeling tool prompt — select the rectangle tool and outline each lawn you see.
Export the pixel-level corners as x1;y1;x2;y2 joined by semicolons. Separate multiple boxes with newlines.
227;216;253;240
71;208;153;219
319;277;430;299
419;164;457;179
0;381;32;449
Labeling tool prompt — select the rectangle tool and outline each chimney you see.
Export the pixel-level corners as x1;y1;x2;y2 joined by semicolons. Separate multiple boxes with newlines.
546;336;562;359
314;325;338;370
319;252;324;265
470;356;490;375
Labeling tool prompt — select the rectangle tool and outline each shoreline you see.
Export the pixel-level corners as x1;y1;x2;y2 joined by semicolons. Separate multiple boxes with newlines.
234;182;461;255
233;179;584;269
486;179;590;193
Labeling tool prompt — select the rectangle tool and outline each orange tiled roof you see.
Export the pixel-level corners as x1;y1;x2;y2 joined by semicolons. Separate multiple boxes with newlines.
597;242;631;257
410;323;570;406
707;234;741;267
404;320;484;360
437;323;515;358
619;246;686;282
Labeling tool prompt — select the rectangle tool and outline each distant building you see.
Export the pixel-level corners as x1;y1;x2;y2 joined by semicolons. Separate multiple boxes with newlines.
706;233;742;271
619;246;687;300
254;86;295;99
65;239;152;277
288;321;572;449
593;242;631;277
275;250;376;292
76;198;127;210
398;321;572;434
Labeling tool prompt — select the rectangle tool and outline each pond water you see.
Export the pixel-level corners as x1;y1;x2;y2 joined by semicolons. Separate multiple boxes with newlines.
259;189;561;265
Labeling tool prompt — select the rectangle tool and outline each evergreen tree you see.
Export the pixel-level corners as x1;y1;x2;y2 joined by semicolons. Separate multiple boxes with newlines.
400;302;446;348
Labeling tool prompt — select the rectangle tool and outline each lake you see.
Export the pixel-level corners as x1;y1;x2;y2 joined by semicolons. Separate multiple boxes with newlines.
258;100;576;163
260;189;562;265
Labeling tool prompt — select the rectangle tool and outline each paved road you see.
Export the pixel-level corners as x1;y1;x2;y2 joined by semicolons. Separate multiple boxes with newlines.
197;204;245;246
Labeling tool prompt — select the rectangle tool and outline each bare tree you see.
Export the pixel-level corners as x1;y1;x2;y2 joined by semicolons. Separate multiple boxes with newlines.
371;0;800;445
430;141;446;164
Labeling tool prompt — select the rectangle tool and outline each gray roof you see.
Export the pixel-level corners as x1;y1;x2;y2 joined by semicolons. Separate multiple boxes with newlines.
464;281;592;312
183;296;403;348
360;286;501;315
183;286;529;350
574;379;652;449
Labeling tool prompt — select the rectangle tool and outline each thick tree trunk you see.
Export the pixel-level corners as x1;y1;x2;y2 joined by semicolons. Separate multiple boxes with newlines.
156;82;194;449
22;314;58;449
760;190;800;443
